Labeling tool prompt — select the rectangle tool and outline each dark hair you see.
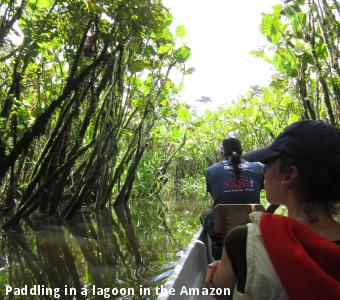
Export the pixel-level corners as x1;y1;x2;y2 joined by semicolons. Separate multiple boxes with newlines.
230;151;241;180
222;137;242;180
221;137;242;157
278;153;340;219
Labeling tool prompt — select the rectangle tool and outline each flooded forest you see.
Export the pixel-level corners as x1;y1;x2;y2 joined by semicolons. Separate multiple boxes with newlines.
0;0;339;299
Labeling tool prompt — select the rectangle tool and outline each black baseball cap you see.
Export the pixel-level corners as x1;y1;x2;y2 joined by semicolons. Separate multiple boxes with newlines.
244;120;340;164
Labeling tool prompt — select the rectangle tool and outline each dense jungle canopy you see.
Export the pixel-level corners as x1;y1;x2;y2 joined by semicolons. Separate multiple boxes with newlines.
0;0;339;230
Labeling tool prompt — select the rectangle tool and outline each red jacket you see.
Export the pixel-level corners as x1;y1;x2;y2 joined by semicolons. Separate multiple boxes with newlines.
260;213;340;300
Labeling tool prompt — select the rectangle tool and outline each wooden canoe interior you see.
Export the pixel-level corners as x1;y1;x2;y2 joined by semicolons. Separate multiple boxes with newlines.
211;204;264;259
157;204;265;299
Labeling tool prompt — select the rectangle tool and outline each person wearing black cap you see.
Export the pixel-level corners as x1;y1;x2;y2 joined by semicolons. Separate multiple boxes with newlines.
205;120;340;300
205;137;263;206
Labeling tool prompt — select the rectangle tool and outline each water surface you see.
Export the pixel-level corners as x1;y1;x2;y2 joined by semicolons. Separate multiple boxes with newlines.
0;200;205;299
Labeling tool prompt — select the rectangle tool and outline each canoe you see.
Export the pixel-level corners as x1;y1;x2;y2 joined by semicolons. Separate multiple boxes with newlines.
157;226;216;300
157;204;267;300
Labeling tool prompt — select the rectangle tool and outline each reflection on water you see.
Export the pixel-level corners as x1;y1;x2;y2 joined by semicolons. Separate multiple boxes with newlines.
0;202;202;300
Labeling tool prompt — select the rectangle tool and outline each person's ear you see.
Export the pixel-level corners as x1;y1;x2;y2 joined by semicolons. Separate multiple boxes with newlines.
282;165;298;184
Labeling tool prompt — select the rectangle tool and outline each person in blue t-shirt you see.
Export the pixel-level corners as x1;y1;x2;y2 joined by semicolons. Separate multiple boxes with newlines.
205;137;263;206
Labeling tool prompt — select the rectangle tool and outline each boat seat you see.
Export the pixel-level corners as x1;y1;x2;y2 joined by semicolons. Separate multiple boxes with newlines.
210;204;264;259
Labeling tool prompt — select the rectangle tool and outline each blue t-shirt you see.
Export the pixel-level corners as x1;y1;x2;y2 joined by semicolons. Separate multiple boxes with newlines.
205;159;263;206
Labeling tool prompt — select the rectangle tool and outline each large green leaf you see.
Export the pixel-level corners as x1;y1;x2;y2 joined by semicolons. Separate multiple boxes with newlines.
175;25;186;39
272;48;298;77
161;28;174;43
177;106;190;122
29;0;53;9
128;60;152;73
260;7;282;44
174;45;191;63
158;44;173;54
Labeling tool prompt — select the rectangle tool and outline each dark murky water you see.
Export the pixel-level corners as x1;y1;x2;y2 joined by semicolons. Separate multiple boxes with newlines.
0;201;204;299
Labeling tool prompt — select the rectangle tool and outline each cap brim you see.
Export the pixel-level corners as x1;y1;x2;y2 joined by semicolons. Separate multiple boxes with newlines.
243;146;280;163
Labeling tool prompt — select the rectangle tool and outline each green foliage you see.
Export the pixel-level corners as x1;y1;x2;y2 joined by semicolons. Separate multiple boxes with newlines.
257;0;339;124
174;45;191;63
260;5;283;44
0;0;337;229
134;0;339;215
175;25;186;39
0;0;191;225
135;83;300;210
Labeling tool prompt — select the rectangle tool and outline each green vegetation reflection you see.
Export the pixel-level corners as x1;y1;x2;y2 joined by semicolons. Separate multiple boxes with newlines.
0;196;206;300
